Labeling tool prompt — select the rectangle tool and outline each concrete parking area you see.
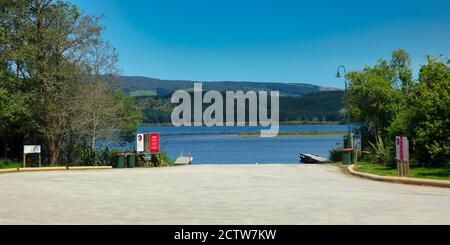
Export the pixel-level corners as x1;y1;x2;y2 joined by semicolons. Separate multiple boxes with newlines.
0;164;449;224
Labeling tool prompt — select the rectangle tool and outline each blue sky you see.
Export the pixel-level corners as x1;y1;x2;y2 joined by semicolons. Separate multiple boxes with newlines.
71;0;450;88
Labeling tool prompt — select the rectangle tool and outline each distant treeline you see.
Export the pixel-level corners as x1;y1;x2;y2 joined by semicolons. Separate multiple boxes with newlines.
136;91;345;124
118;76;339;97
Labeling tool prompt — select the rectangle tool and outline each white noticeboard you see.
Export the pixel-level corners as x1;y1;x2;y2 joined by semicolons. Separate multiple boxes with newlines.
24;145;41;154
136;134;144;152
396;136;409;162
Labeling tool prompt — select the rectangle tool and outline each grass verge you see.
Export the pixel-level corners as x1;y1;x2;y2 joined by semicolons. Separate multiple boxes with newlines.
355;162;450;181
0;159;22;169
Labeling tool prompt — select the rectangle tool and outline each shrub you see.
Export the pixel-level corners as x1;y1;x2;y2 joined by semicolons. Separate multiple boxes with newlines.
149;151;172;167
329;148;343;162
136;151;173;168
365;135;393;165
81;147;98;166
81;146;121;166
0;158;22;168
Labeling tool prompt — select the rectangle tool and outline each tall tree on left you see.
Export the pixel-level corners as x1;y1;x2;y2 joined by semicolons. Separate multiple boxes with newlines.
1;0;103;164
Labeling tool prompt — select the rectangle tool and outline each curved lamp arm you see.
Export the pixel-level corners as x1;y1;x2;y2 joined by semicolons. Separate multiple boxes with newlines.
336;65;346;78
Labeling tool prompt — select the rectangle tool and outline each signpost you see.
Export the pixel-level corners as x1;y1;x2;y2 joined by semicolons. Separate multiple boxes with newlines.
137;133;160;163
149;133;160;154
23;145;41;168
396;136;409;176
136;134;144;153
120;132;162;167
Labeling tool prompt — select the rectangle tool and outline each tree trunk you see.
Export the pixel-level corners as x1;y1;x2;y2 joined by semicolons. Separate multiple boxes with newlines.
47;136;61;165
91;80;98;149
91;129;97;149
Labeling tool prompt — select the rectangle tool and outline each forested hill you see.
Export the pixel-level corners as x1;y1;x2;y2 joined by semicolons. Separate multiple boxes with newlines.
118;76;340;97
115;76;344;124
134;91;345;124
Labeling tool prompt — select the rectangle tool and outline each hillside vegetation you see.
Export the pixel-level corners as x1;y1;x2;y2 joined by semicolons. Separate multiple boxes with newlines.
135;91;345;124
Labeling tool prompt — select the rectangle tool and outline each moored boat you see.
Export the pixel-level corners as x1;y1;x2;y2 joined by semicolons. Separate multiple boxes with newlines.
299;153;330;164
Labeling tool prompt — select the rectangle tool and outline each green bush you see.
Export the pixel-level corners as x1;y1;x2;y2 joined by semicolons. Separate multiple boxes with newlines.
0;158;22;168
329;148;343;162
136;151;173;168
151;151;173;167
81;146;121;166
365;135;394;165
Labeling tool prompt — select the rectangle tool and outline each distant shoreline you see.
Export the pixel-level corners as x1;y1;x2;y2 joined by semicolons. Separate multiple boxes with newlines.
239;131;346;137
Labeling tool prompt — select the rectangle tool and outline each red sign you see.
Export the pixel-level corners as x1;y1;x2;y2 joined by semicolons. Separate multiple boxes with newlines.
396;136;409;161
399;137;404;161
149;133;160;153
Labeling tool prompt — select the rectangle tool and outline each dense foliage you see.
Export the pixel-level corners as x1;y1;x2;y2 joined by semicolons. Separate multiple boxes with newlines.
279;91;344;122
0;1;142;165
347;49;449;166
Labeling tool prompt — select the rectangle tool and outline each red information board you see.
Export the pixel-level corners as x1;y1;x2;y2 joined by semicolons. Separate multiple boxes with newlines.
149;133;160;153
396;136;409;161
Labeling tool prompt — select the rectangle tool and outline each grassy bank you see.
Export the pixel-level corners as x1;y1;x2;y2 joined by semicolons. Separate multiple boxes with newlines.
239;131;346;137
355;162;450;181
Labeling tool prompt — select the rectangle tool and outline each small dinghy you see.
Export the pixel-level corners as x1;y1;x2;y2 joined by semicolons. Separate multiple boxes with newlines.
299;153;330;164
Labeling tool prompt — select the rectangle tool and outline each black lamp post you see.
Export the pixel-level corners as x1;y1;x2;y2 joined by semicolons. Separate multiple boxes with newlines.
336;65;352;149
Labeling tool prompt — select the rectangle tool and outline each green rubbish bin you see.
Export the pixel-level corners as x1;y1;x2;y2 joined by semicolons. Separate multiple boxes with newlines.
127;154;136;168
115;153;126;168
342;148;353;165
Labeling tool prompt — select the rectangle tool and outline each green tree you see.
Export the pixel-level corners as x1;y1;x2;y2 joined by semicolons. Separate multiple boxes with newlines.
346;59;402;138
346;49;413;165
349;49;449;166
390;49;414;94
409;57;450;165
113;91;144;142
0;0;142;164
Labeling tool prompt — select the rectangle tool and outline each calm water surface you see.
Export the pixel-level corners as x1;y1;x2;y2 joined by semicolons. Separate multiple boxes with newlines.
133;125;351;164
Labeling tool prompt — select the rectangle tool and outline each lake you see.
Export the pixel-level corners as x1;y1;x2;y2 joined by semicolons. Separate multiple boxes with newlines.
135;124;352;164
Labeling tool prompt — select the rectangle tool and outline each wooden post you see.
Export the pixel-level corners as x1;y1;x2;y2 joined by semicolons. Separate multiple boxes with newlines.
23;153;26;168
405;142;410;176
401;161;405;176
405;161;408;176
406;160;410;176
38;154;42;168
398;160;409;177
398;160;405;177
396;136;410;177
